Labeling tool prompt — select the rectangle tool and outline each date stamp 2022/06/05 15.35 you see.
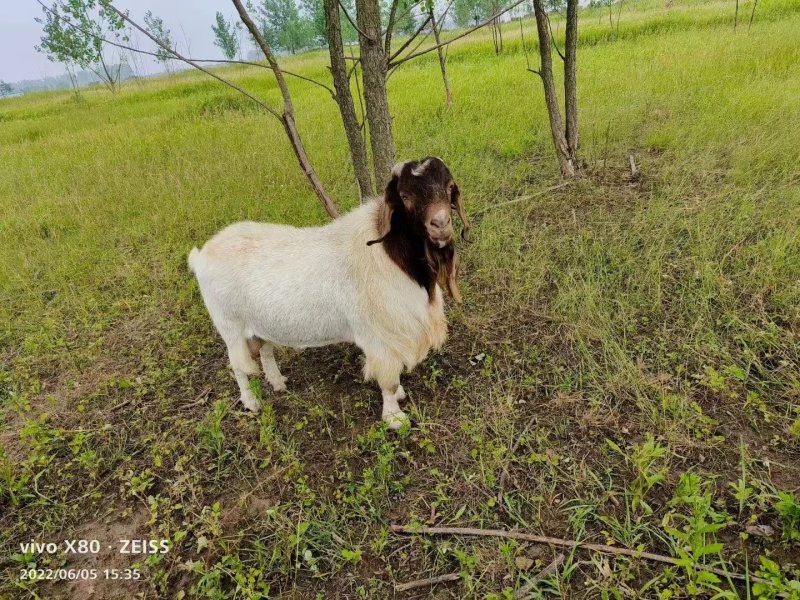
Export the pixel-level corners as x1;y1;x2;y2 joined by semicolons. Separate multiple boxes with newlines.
15;538;170;583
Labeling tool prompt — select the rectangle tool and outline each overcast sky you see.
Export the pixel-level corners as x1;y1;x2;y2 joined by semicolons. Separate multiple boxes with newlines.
1;1;231;82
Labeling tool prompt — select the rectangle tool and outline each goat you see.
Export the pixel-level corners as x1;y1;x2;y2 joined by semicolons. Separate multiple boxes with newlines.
188;157;469;429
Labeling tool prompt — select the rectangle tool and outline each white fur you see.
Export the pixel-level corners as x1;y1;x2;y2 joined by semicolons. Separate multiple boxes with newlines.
188;199;448;429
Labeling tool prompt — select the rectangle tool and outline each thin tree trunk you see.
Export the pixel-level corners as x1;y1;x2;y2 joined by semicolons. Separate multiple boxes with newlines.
384;0;400;58
564;0;578;162
748;0;759;30
734;0;739;31
429;8;452;106
498;16;504;53
98;53;117;93
231;0;339;218
324;0;375;199
355;0;395;188
65;62;81;99
533;0;575;178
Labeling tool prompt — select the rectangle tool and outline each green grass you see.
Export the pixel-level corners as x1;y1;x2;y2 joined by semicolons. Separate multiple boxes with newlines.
2;0;800;597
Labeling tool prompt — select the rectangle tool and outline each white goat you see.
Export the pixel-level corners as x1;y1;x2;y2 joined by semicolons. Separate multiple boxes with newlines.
188;157;469;428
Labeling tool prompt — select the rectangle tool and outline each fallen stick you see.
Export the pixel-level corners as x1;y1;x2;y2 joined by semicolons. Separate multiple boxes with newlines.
110;398;132;412
514;553;565;599
390;525;769;584
472;182;572;216
182;388;212;409
394;572;460;593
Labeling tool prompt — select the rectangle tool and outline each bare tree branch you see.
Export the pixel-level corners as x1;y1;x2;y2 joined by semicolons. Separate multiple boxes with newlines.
547;13;565;61
386;26;432;80
388;0;452;76
230;0;339;218
338;0;374;42
347;55;361;79
520;16;532;71
385;0;423;39
348;45;366;131
384;0;401;57
388;0;527;67
281;70;335;96
105;3;282;119
388;13;432;63
390;525;772;585
395;573;460;593
435;0;456;35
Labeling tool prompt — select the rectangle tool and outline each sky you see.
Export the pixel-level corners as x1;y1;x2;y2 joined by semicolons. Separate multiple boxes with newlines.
0;1;231;82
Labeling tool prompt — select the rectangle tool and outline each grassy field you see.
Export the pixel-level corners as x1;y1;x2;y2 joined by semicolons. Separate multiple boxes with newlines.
2;0;800;597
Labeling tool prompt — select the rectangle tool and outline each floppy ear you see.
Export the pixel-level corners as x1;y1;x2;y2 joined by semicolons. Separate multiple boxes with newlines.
446;253;463;304
450;183;471;242
429;244;463;304
366;174;400;246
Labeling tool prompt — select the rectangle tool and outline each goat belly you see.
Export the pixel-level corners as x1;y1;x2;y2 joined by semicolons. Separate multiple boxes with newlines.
192;221;356;348
235;259;357;348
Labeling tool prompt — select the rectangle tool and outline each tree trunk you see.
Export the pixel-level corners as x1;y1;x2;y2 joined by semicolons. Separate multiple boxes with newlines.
498;16;504;53
324;0;375;199
748;0;759;30
429;8;453;106
532;0;575;178
231;0;339;218
98;53;117;93
564;0;578;163
355;0;396;188
65;62;81;99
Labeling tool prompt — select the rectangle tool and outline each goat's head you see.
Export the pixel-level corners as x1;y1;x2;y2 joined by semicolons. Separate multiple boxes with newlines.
368;157;470;303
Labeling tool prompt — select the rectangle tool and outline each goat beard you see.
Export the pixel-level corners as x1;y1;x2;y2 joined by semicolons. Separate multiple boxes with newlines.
425;241;462;304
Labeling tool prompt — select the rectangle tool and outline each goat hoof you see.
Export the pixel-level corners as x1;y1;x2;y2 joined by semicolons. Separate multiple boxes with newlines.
383;410;409;430
240;394;260;412
395;385;406;400
269;377;288;392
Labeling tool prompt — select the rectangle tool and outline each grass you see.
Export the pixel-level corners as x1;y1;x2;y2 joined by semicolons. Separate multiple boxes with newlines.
1;0;800;597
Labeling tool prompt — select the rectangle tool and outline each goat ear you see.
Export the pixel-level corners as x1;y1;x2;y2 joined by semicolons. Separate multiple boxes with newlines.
366;175;399;246
451;183;471;242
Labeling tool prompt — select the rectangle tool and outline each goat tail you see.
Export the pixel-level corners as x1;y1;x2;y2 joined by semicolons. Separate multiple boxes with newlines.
188;246;201;273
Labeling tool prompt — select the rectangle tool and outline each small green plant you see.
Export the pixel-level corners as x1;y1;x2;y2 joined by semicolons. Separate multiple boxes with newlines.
663;473;735;598
196;400;229;467
0;450;29;506
729;441;754;515
753;557;800;600
607;434;668;514
773;490;800;542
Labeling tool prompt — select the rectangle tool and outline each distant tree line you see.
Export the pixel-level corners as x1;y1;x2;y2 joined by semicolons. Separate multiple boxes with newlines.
4;65;136;96
211;0;425;58
0;81;16;97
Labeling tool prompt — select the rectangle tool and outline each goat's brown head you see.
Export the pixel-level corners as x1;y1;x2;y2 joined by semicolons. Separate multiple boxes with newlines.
367;157;470;303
